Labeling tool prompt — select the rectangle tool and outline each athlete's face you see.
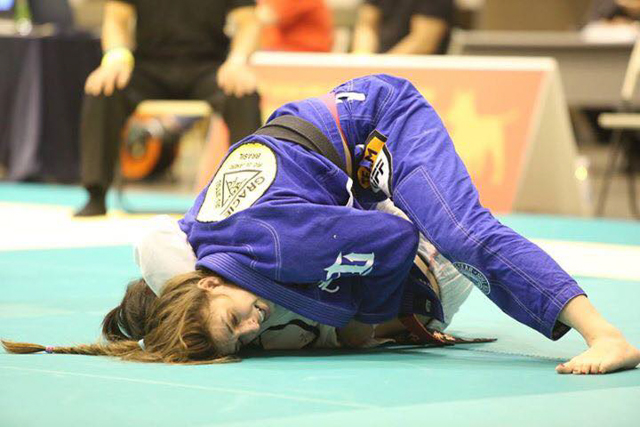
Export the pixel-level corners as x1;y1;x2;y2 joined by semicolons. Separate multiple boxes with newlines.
197;277;273;356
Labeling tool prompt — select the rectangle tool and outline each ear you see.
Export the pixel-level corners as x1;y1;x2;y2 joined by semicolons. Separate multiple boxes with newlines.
197;276;225;292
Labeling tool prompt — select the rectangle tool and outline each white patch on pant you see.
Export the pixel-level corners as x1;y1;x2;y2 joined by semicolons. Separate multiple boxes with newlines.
453;262;491;295
335;92;366;103
370;145;393;197
197;143;277;222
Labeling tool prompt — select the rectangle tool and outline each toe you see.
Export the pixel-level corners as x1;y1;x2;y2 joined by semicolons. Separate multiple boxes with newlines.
556;363;571;374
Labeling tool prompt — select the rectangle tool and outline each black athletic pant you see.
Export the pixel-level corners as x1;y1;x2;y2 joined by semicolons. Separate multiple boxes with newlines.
79;58;262;188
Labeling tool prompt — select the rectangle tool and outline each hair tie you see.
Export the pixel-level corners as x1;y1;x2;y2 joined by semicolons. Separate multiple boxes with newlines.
45;346;54;354
137;339;145;351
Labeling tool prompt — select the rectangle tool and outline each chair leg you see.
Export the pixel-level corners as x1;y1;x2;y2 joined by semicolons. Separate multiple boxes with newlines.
626;141;640;219
595;130;626;216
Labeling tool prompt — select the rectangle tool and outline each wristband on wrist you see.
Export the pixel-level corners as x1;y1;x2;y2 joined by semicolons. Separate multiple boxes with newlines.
102;47;135;67
226;52;249;65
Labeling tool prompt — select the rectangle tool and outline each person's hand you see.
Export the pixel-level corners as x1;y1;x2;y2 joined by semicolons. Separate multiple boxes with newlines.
216;60;257;98
85;48;134;96
337;320;375;348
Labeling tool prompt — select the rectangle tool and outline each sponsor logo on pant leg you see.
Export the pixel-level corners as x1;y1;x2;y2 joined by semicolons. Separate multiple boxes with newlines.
453;262;491;295
357;130;393;197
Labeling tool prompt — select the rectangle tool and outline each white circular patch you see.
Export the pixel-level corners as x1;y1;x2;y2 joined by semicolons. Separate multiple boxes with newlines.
453;262;491;295
197;143;277;222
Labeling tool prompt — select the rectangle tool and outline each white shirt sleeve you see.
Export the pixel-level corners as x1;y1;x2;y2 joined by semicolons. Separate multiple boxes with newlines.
133;215;197;296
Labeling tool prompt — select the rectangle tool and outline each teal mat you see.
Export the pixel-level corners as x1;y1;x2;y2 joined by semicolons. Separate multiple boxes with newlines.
1;183;639;426
2;182;639;243
0;182;193;213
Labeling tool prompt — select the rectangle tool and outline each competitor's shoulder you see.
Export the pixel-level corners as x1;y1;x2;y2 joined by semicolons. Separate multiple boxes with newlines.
228;136;279;152
196;140;279;223
333;74;413;91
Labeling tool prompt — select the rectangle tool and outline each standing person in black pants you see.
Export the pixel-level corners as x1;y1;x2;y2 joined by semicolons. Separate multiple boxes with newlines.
76;0;262;216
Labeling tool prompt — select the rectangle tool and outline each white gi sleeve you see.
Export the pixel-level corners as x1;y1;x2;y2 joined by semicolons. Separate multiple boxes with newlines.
133;215;197;296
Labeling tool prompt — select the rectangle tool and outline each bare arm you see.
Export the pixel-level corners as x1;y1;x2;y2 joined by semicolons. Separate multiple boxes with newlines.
217;6;261;97
256;2;278;26
101;0;135;51
387;14;447;55
85;1;135;96
351;4;380;54
556;295;640;374
226;6;261;66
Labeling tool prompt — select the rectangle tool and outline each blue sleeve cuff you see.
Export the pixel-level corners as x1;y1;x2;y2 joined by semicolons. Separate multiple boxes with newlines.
542;284;587;341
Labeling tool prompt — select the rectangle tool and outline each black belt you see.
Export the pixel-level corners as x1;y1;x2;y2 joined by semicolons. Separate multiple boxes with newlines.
254;115;349;177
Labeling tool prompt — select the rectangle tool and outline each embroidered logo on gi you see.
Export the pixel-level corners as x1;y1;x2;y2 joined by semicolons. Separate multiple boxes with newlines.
357;130;393;197
197;143;277;222
335;92;366;103
453;262;491;295
318;252;375;293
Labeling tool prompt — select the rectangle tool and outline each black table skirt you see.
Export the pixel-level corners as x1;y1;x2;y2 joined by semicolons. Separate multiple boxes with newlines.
0;31;101;182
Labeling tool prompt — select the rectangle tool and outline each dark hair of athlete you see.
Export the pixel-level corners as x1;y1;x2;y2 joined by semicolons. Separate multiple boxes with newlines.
102;277;157;341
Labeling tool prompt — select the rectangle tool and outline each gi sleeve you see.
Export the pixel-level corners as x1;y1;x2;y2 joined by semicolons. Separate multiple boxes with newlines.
134;215;197;295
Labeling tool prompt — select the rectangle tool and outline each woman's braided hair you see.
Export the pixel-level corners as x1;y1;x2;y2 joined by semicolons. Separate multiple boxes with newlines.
2;270;238;365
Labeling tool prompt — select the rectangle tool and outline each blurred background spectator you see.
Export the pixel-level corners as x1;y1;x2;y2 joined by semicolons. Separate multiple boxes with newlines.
351;0;454;54
2;0;639;218
583;0;640;42
257;0;333;52
75;0;262;216
588;0;640;23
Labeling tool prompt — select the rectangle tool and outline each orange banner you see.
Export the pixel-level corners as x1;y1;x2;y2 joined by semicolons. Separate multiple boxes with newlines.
253;56;546;212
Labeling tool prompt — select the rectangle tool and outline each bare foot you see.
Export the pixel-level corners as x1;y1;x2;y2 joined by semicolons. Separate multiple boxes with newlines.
556;335;640;375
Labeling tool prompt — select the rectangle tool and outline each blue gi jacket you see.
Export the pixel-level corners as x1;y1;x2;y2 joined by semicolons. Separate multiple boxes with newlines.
180;74;585;338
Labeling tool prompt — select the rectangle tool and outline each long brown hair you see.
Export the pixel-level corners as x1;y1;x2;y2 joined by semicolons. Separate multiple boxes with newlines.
1;270;237;365
102;277;157;341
